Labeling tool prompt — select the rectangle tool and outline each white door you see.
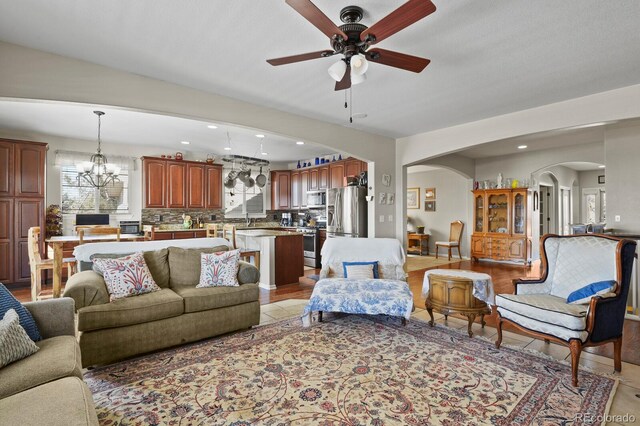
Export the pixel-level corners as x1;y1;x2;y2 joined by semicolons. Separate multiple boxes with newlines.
582;188;606;223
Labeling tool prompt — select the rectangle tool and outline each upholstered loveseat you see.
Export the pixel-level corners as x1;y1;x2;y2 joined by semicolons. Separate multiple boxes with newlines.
0;298;98;425
63;246;260;367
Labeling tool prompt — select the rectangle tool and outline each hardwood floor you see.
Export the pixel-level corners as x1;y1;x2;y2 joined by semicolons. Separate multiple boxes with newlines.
11;258;640;365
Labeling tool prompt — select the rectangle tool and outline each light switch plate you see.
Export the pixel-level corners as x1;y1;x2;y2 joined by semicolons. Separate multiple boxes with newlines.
615;215;621;222
379;215;385;223
388;215;393;222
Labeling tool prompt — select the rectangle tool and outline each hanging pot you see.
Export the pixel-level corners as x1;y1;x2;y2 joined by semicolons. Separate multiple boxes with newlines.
237;169;250;184
224;176;236;189
255;166;267;188
246;177;256;188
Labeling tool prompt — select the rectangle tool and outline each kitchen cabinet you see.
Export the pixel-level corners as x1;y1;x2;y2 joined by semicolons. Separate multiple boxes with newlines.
471;188;531;265
290;171;301;209
345;159;363;178
309;169;319;191
271;170;291;210
167;161;187;208
329;162;345;189
142;157;222;209
318;166;329;190
205;165;222;209
0;140;14;197
0;139;46;285
300;170;309;207
143;158;166;208
187;163;206;209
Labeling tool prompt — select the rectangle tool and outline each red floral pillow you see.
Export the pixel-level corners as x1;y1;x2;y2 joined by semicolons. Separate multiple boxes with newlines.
92;252;161;301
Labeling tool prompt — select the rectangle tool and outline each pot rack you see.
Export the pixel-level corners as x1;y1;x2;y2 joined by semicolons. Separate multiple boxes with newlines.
221;154;270;168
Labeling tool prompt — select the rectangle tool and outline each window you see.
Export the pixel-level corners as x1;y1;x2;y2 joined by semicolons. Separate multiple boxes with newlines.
224;169;266;217
60;164;130;214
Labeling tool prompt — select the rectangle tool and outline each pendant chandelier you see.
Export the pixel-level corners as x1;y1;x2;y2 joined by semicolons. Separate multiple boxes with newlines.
76;111;120;188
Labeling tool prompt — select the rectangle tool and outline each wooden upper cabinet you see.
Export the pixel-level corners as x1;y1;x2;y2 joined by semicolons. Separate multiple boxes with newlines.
329;163;345;189
271;171;291;210
0;141;14;197
300;170;310;207
309;169;319;191
166;161;187;208
318;166;329;190
14;143;46;197
186;163;206;209
205;165;222;209
345;159;362;178
290;170;301;209
143;158;166;208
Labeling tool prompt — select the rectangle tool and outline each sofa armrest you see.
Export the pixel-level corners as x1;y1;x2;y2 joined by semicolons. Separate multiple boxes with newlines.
23;298;75;338
62;270;110;310
238;260;260;284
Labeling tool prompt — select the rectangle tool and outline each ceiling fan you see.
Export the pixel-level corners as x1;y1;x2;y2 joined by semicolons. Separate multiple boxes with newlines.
267;0;436;91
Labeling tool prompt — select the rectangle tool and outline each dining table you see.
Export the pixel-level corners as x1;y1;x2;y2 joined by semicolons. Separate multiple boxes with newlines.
45;234;144;298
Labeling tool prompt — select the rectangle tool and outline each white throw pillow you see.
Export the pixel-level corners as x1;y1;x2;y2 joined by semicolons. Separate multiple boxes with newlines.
92;252;161;301
0;309;39;368
344;264;375;280
197;249;241;288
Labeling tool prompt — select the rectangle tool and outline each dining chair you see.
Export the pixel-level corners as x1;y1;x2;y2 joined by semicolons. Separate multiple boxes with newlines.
206;223;220;239
222;224;237;249
435;220;464;260
77;226;121;245
28;227;76;301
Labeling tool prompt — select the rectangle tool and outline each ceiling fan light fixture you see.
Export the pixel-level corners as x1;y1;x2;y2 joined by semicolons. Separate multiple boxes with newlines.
328;60;347;82
350;54;368;76
350;70;366;85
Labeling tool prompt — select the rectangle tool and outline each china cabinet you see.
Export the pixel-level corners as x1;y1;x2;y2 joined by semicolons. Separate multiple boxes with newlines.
471;188;532;264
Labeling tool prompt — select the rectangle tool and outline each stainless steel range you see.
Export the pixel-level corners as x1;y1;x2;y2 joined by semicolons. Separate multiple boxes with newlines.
299;227;320;268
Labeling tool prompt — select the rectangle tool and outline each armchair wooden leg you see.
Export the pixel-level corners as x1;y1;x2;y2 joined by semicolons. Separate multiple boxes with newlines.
495;316;503;349
569;339;582;387
435;245;439;259
448;247;451;261
318;311;323;323
613;337;622;373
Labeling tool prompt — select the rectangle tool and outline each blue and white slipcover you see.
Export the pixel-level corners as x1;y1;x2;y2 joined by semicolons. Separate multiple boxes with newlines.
302;278;414;327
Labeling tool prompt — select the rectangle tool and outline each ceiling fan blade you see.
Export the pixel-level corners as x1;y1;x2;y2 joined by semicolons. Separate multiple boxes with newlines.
286;0;347;41
267;50;335;66
360;0;436;44
366;48;430;73
335;64;351;91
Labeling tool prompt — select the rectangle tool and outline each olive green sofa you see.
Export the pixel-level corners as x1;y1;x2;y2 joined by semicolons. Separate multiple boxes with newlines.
63;246;260;367
0;298;99;425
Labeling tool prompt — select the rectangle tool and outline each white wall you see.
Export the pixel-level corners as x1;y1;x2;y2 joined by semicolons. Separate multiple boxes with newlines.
605;122;640;233
0;42;397;237
406;168;472;257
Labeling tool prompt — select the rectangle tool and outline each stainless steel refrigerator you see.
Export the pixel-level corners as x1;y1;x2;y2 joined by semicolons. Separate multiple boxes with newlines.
326;186;368;238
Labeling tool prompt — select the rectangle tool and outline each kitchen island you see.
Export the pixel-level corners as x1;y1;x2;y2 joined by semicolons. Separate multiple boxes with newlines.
235;229;304;290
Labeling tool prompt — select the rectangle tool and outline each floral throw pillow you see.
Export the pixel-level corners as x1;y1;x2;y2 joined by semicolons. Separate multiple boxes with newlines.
92;252;161;301
197;249;241;288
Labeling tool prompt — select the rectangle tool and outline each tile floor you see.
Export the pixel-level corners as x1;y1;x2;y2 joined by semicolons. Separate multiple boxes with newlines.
260;300;640;425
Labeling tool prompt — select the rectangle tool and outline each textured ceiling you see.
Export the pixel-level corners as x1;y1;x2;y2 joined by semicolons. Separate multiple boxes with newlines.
0;100;332;162
0;1;639;138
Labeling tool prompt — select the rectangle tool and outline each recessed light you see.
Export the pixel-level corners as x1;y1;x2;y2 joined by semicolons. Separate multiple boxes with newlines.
181;141;190;145
261;152;268;156
255;134;265;138
517;145;527;149
296;141;305;145
224;146;232;151
207;125;218;129
598;165;605;169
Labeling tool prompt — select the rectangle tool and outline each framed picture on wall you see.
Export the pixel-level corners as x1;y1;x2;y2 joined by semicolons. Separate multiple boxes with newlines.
424;201;436;212
407;188;419;209
425;187;436;200
598;175;605;184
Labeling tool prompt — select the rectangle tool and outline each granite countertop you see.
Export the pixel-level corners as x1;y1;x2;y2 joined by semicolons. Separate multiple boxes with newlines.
235;229;302;238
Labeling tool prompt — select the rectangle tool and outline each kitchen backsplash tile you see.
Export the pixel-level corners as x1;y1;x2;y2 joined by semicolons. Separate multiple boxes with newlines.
141;208;300;226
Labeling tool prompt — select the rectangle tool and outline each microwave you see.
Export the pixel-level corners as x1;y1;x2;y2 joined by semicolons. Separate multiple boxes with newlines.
119;220;141;235
307;190;326;208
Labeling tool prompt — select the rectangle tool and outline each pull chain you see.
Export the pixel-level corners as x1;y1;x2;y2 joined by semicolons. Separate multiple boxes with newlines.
344;90;348;109
349;88;353;123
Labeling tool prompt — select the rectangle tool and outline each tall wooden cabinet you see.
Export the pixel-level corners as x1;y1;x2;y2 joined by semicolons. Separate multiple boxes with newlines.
271;170;291;211
0;139;47;285
142;157;222;209
471;189;532;265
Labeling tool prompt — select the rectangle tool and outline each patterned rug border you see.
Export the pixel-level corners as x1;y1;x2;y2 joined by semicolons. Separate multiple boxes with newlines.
85;314;619;426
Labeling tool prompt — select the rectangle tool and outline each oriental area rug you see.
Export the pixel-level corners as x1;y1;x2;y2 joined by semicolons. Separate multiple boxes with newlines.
84;315;617;425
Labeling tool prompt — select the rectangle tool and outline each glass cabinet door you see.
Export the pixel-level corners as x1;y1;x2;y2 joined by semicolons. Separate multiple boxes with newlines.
512;191;526;235
487;192;509;233
474;193;484;232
